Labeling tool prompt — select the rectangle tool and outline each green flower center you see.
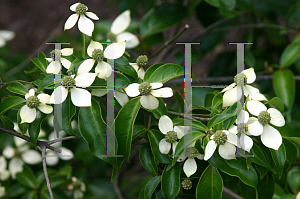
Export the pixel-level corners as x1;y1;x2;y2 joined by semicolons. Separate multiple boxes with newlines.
186;147;199;158
139;82;152;96
237;123;248;134
213;130;227;145
107;32;116;42
75;3;87;15
258;111;271;125
26;96;40;109
234;73;247;86
92;49;104;62
181;179;192;190
73;180;82;189
136;55;148;68
50;49;62;61
165;131;178;143
62;76;75;88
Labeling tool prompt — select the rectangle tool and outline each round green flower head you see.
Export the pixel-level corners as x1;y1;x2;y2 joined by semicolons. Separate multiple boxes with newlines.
92;49;104;62
181;179;192;190
213;130;227;145
165;131;178;143
234;73;247;86
139;82;152;96
237;123;248;134
26;96;40;109
258;111;271;125
186;147;199;158
136;55;148;68
62;76;75;87
107;32;116;42
50;49;62;61
75;3;87;15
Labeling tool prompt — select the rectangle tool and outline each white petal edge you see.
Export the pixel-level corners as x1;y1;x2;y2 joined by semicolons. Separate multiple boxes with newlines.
222;86;241;107
140;95;159;110
125;83;140;97
114;90;129;106
218;142;236;160
9;158;23;179
75;73;96;88
237;110;249;124
95;61;112;80
61;48;73;56
3;146;15;159
37;93;51;104
49;86;68;104
247;120;264;136
151;88;173;98
104;41;126;60
46;151;59;166
174;126;185;139
70;3;80;12
183;158;197;178
20;105;36;124
240;134;253;152
247;100;267;116
111;10;131;35
243;68;256;84
221;83;236;93
226;133;239;146
159;115;174;135
22;150;42;164
159;138;171;154
60;147;74;160
87;40;103;57
64;14;79;30
268;108;285;127
38;104;53;114
46;60;61;74
204;140;217;161
77;59;95;75
85;12;99;20
70;88;91;107
78;15;94;36
150;83;163;89
61;58;71;70
261;125;282;150
116;32;139;49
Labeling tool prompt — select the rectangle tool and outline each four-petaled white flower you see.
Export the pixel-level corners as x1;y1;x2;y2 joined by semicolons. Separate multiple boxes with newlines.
46;48;73;74
204;130;239;160
158;115;185;154
0;156;10;181
91;88;129;107
3;136;42;179
130;55;148;79
20;89;53;124
108;10;139;49
67;177;86;199
64;2;99;36
125;82;173;110
222;68;267;107
246;100;285;150
77;40;126;80
0;30;15;47
49;73;96;107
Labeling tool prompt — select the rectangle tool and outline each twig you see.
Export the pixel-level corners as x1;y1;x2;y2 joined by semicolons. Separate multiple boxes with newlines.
223;187;243;199
113;172;124;199
42;146;54;199
48;136;81;145
168;111;210;122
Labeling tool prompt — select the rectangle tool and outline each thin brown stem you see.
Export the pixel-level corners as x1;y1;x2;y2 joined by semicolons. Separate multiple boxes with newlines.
48;136;81;145
42;146;54;199
223;187;243;199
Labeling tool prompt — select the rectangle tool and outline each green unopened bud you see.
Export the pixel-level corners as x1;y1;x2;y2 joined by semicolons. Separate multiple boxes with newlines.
181;179;192;190
107;32;116;42
165;131;178;143
234;73;247;86
258;111;271;125
213;130;227;145
139;82;152;96
50;49;62;61
26;96;40;109
76;3;87;15
186;147;199;158
92;49;104;62
136;55;148;68
237;123;248;134
62;76;75;87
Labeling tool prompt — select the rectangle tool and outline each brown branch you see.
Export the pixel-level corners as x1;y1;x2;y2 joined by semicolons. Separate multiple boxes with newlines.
223;187;243;199
48;136;81;145
42;146;54;199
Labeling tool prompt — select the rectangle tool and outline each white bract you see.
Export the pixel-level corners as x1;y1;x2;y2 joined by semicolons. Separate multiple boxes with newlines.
0;156;10;181
125;82;173;110
0;30;15;47
64;2;99;36
222;68;267;107
130;55;148;79
204;130;239;160
20;89;53;124
49;73;96;107
247;100;285;150
3;136;42;179
77;40;126;80
158;115;185;154
46;48;73;74
0;184;4;198
108;10;139;49
68;177;86;199
91;89;129;107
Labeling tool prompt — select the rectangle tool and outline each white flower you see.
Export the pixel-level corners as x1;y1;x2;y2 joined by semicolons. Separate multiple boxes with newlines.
64;2;99;36
130;63;145;79
0;30;15;47
222;68;267;107
46;132;74;166
91;89;129;106
0;184;5;198
157;115;185;154
77;40;126;79
20;89;53;124
125;82;173;110
3;136;42;179
204;130;239;161
68;177;86;199
296;191;300;199
247;100;285;150
0;156;10;181
49;73;96;107
108;10;139;49
46;48;73;74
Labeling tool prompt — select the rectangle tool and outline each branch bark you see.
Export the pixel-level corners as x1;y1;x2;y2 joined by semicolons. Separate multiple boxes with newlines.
42;145;54;199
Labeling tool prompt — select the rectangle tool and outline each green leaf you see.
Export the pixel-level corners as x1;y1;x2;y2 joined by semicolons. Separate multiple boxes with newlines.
78;98;119;168
172;118;207;132
223;102;241;130
174;91;185;112
7;81;29;96
161;163;180;199
143;63;165;82
16;166;36;189
148;129;172;164
67;57;85;72
28;111;47;147
0;96;25;116
30;52;47;73
205;0;220;7
140;3;187;38
115;97;141;161
221;0;236;10
280;42;300;67
283;138;297;165
270;144;286;178
20;191;37;199
285;137;300;147
287;167;300;193
207;114;235;130
210;93;222;116
172;131;205;165
144;176;161;199
196;165;223;199
145;63;184;83
36;74;55;92
7;183;27;197
115;71;131;88
273;69;295;111
0;115;14;129
265;97;284;113
115;56;138;79
61;93;77;136
138;186;157;199
139;144;158;174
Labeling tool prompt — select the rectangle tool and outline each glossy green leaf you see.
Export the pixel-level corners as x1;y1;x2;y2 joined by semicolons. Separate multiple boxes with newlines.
17;109;28;134
7;81;29;96
280;42;300;67
273;69;295;110
210;93;222;116
16;166;36;189
0;96;25;116
161;163;180;199
143;63;165;82
115;71;131;88
174;91;185;112
28;111;47;147
20;191;37;199
140;3;187;38
138;186;157;199
145;63;184;83
30;52;47;73
144;176;161;199
7;183;27;197
257;172;275;199
36;74;55;92
61;93;77;136
0;115;14;129
172;118;207;132
287;167;300;193
205;0;220;7
139;144;158;174
196;165;223;199
265;97;284;113
270;144;286;178
283;138;297;165
67;57;85;72
207;114;235;130
115;97;141;161
223;102;241;130
115;56;138;79
221;0;236;10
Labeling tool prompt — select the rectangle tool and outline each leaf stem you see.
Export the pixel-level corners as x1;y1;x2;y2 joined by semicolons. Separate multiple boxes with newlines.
82;33;86;58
